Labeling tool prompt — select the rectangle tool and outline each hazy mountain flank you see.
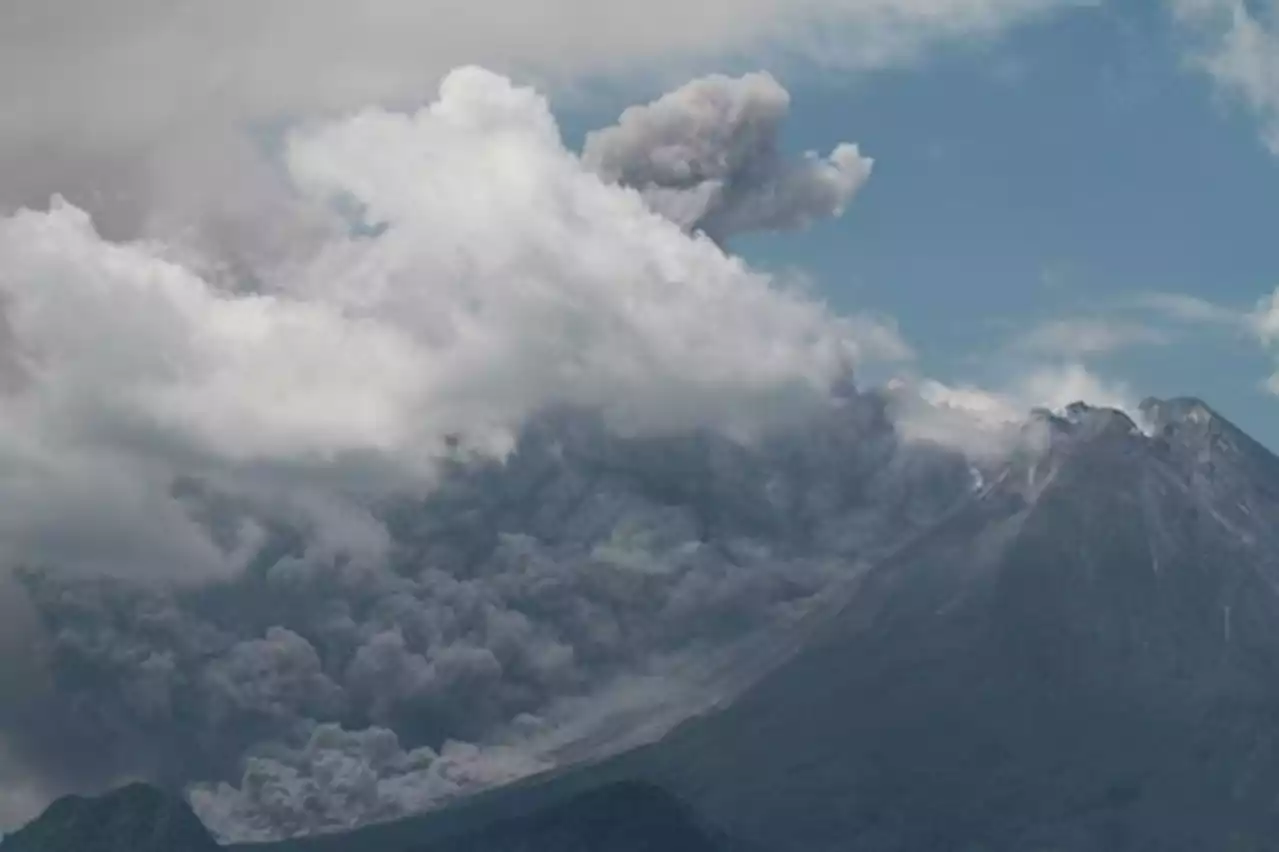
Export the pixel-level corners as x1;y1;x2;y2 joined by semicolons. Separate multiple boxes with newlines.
7;397;1276;852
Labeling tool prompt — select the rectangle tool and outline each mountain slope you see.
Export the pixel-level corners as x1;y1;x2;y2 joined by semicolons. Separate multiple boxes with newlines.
625;402;1277;851
416;781;750;852
0;783;219;852
2;780;751;852
257;399;1276;852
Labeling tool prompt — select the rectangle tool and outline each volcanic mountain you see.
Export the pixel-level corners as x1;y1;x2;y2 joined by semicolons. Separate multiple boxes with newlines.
7;397;1276;852
252;398;1278;852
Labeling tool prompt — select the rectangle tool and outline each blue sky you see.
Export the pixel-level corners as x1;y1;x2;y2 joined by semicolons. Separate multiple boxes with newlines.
560;1;1278;446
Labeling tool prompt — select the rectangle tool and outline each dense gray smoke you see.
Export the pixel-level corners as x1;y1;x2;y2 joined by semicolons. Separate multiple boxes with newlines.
582;72;871;241
9;402;978;841
0;66;939;840
3;3;1216;834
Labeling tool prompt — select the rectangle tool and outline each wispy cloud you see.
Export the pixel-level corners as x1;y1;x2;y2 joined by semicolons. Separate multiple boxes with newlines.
1169;0;1279;151
889;362;1139;458
1247;288;1278;393
1139;287;1279;393
1008;317;1170;357
1136;290;1250;325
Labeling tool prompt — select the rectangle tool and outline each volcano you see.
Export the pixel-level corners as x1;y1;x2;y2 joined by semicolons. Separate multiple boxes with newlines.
617;400;1278;851
251;398;1277;852
8;398;1276;852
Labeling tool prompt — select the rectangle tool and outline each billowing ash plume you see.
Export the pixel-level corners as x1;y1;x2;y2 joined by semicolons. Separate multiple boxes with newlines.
0;62;1150;842
11;401;980;841
188;724;549;841
582;72;872;242
0;66;938;839
0;66;911;584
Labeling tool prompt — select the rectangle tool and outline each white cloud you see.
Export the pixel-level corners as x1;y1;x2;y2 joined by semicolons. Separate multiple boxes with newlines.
889;362;1138;457
888;378;1026;458
1136;290;1248;325
0;0;1073;159
0;66;904;579
1009;317;1169;357
0;1;1084;281
1169;0;1279;151
1247;287;1278;392
1010;362;1138;413
1140;287;1279;393
1247;287;1278;344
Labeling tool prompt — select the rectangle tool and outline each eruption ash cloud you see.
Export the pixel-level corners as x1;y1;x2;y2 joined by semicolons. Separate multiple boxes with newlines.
0;2;1146;828
0;67;932;839
0;67;904;582
582;72;872;241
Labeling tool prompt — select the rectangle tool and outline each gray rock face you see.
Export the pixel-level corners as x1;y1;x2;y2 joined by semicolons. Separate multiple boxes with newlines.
626;398;1278;851
415;781;747;852
0;783;219;852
